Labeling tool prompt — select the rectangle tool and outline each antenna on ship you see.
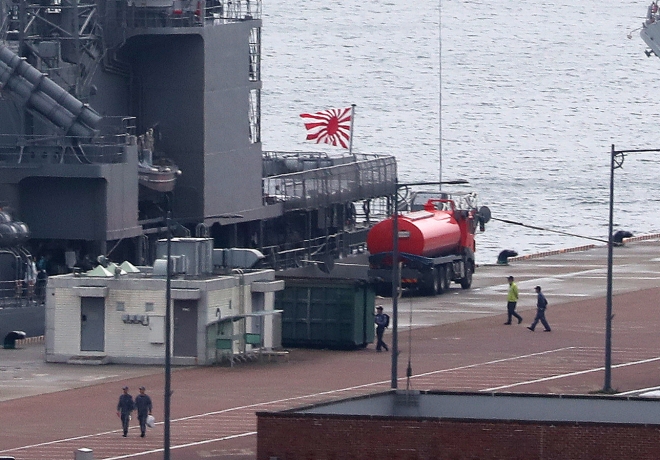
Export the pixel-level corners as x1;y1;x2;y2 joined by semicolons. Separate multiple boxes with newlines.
438;0;442;187
348;103;356;161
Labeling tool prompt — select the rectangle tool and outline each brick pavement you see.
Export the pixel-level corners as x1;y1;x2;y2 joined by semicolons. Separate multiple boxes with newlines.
2;283;660;459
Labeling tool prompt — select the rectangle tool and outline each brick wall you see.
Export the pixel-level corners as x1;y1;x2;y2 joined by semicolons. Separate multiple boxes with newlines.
257;413;660;460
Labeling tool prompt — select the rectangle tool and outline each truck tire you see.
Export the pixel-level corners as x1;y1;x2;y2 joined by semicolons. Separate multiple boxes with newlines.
436;266;446;295
460;261;473;289
441;264;452;291
423;267;440;296
374;282;391;298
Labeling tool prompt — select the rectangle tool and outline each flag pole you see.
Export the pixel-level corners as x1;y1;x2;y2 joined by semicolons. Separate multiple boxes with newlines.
348;104;356;161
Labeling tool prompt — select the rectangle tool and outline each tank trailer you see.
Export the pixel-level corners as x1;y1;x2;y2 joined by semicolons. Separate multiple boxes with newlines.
367;193;490;296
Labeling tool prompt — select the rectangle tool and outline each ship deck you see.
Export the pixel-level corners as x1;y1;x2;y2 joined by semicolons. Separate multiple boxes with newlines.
2;238;660;459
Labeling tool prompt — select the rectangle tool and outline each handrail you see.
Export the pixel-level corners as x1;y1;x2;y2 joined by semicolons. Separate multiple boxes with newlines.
263;154;397;211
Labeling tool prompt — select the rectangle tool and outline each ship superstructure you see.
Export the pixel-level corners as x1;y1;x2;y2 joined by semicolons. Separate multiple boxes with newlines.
642;2;660;58
0;0;397;276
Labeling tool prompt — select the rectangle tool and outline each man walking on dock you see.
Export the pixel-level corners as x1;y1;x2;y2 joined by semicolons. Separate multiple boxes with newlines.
134;386;153;438
116;386;134;437
504;276;522;325
527;285;551;332
375;306;389;352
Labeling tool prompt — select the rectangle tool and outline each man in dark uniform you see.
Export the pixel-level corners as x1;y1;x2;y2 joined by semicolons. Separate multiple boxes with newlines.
374;305;389;352
134;386;153;438
527;285;551;332
116;386;134;437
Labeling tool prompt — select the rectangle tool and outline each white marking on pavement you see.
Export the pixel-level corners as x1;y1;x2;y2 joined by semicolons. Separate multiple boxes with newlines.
103;431;257;459
482;356;660;392
618;386;660;396
410;347;577;380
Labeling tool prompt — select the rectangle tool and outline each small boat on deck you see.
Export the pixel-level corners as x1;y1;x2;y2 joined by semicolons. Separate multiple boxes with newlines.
137;129;181;193
138;159;181;193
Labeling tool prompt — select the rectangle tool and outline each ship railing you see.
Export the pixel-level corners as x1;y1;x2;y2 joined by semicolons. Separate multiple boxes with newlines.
261;229;369;271
0;132;132;165
0;280;32;307
123;0;261;29
262;153;397;211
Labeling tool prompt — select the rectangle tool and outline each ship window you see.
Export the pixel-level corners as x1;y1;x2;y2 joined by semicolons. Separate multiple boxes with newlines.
249;27;261;82
249;89;261;144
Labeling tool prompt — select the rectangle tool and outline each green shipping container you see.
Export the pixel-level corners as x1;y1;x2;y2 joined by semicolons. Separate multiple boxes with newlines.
276;278;375;349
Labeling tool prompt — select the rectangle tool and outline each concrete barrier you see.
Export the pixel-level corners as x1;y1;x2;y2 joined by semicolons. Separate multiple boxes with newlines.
15;335;44;346
74;448;93;460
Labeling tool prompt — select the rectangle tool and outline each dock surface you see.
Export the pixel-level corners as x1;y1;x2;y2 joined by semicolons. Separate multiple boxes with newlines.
2;239;660;459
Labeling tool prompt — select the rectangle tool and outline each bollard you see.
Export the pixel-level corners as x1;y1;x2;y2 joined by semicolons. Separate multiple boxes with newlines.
74;448;93;460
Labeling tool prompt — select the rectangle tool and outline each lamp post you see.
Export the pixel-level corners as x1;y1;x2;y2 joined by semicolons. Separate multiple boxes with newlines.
164;211;172;459
604;145;660;393
162;211;243;460
389;179;468;389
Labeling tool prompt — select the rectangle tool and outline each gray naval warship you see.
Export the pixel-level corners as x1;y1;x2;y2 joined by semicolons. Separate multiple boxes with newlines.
642;2;660;57
0;0;396;338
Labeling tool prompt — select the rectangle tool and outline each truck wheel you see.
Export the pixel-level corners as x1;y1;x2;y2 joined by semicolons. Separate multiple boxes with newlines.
424;267;440;296
441;264;452;291
374;283;391;298
460;262;473;289
436;266;446;294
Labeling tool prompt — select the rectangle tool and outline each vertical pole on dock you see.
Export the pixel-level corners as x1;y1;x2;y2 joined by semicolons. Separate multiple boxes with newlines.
164;211;172;459
391;179;399;389
604;145;615;393
602;145;660;392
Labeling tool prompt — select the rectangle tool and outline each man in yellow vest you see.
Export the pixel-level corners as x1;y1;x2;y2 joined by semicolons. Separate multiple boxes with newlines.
504;275;522;325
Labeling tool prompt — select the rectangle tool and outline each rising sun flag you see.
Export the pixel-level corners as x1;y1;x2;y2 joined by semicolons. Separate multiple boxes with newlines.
300;107;353;149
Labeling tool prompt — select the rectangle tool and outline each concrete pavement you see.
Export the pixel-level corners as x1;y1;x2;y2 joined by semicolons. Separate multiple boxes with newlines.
2;237;660;459
3;237;660;402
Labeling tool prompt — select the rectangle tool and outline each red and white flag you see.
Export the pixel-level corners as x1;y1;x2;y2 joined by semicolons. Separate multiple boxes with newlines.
300;107;352;149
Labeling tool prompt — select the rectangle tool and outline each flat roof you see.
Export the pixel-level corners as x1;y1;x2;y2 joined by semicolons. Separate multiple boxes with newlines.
282;390;660;425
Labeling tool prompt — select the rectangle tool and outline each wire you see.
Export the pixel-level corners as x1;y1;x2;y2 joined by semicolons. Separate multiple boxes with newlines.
627;26;643;39
490;217;608;244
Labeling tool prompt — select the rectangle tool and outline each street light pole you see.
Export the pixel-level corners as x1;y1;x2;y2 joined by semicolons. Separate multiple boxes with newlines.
391;178;399;389
604;146;616;393
603;145;660;393
161;210;244;458
164;211;172;459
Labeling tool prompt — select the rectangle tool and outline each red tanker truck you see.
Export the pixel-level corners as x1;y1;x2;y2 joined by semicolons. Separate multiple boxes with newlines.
367;192;491;296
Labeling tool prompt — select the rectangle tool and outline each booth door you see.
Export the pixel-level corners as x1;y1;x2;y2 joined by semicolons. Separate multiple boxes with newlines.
80;297;105;352
173;300;197;357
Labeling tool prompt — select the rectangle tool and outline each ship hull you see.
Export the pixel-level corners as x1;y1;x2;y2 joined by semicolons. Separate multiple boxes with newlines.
0;0;397;279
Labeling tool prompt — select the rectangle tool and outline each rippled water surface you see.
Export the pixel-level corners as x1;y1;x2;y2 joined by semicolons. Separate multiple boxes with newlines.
261;0;660;264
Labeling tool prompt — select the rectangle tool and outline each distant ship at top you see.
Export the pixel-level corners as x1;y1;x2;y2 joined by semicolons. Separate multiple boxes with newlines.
641;2;660;57
0;0;397;274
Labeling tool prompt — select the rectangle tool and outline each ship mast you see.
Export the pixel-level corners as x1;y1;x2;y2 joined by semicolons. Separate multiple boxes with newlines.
438;0;442;187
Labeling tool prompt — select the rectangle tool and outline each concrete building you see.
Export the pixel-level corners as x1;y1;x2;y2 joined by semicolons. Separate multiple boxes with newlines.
45;238;284;365
257;390;660;459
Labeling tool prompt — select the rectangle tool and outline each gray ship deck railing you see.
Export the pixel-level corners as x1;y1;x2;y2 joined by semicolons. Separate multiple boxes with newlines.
0;133;131;165
263;153;397;211
261;228;369;271
124;0;261;29
0;279;45;307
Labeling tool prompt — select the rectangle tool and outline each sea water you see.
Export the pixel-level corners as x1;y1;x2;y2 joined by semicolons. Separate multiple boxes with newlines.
261;0;660;265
